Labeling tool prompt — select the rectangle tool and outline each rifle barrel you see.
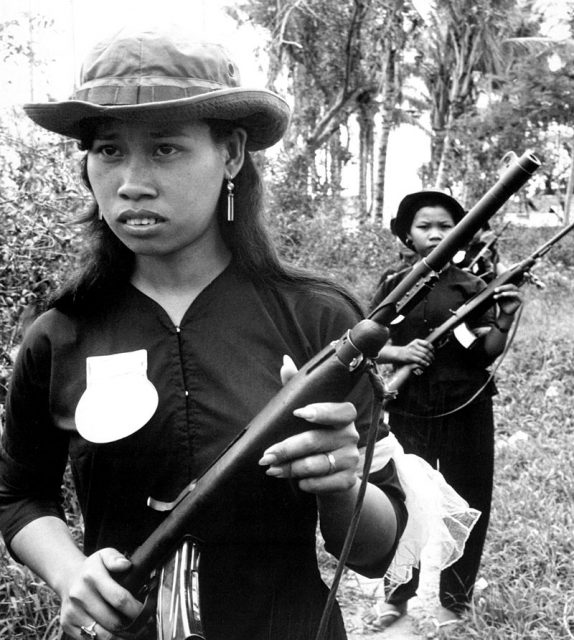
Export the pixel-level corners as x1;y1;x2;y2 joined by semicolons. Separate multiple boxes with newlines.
532;218;574;259
386;210;574;398
118;150;541;600
368;151;540;327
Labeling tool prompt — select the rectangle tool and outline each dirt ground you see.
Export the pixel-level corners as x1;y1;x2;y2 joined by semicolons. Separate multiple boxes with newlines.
343;548;444;640
346;595;436;640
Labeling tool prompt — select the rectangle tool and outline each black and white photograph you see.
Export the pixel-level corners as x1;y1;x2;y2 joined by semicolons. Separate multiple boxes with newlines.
0;1;572;639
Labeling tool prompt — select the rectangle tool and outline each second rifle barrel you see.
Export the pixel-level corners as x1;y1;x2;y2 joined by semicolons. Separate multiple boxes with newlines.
368;150;541;327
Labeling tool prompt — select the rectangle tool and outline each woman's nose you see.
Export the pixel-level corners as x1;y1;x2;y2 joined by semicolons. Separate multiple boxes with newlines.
117;159;158;200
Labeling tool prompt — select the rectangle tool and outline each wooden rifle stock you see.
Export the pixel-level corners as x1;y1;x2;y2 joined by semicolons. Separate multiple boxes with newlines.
386;213;574;396
116;150;540;635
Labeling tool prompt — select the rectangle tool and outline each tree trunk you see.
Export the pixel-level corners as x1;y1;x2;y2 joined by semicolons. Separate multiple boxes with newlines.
374;57;394;223
329;130;343;196
430;118;447;187
434;128;451;189
373;3;404;224
564;140;574;225
357;95;376;221
358;113;368;217
374;116;392;224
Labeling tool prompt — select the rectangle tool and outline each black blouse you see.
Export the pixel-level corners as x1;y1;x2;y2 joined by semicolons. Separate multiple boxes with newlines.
0;263;406;640
370;264;497;413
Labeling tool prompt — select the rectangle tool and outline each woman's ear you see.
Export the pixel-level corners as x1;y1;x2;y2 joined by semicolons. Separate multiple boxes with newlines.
225;127;247;178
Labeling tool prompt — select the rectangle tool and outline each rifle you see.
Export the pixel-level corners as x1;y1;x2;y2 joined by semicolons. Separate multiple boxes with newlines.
117;150;540;640
386;217;574;395
464;220;510;275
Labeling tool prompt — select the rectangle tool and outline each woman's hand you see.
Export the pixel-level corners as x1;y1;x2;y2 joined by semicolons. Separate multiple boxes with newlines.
59;548;143;640
259;356;399;572
258;401;360;494
493;283;522;317
257;355;361;494
391;338;434;367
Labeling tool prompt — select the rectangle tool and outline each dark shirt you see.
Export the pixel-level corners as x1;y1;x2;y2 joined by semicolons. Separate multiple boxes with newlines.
0;262;406;640
456;240;500;283
370;264;497;414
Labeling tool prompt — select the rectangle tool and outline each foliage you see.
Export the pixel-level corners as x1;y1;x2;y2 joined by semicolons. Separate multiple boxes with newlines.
0;12;54;65
235;0;574;224
0;552;60;640
414;0;544;189
235;0;418;217
438;291;574;640
238;0;385;144
498;223;574;270
442;50;574;203
0;110;87;402
329;268;574;640
0;466;83;640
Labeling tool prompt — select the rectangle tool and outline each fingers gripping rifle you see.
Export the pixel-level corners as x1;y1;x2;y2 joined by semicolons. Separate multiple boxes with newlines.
116;151;540;640
386;214;574;395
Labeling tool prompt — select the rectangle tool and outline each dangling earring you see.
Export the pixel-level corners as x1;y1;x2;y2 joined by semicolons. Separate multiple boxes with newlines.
98;209;103;221
226;177;235;222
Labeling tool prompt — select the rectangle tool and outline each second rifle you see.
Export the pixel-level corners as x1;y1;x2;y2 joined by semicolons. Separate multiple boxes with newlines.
386;217;574;394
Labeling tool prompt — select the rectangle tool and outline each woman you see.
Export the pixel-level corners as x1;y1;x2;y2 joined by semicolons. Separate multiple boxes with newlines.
0;29;406;640
370;191;521;629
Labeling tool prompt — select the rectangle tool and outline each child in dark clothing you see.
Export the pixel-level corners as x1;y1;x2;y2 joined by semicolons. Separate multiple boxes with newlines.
370;190;521;630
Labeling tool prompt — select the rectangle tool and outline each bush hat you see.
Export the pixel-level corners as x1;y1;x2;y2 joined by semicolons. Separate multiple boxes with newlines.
23;28;291;151
393;190;465;244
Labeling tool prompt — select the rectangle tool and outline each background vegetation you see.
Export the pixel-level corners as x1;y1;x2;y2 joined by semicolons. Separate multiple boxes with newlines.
335;254;574;640
1;0;574;638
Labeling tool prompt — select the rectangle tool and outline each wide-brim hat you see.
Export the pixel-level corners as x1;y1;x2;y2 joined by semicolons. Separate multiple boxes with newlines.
23;29;291;151
393;190;466;244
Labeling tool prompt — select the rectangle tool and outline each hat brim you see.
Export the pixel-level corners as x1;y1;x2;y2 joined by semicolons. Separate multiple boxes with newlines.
393;190;466;244
23;87;290;151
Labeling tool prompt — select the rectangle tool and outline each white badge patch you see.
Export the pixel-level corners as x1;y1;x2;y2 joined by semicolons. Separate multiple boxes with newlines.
75;349;159;443
453;322;478;349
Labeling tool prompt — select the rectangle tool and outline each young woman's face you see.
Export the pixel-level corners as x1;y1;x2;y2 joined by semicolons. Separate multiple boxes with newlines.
407;205;456;257
86;120;244;261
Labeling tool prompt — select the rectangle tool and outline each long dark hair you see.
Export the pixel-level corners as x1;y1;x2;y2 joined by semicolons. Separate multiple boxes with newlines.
51;119;362;315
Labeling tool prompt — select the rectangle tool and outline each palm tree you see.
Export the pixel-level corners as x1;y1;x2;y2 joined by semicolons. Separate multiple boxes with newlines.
501;35;574;224
412;0;525;189
372;0;431;223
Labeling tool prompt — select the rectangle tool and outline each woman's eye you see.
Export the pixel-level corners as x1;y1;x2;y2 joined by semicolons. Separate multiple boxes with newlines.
94;144;120;158
155;144;177;157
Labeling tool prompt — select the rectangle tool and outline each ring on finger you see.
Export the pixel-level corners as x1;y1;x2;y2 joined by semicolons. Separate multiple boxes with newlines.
80;621;97;639
324;452;336;475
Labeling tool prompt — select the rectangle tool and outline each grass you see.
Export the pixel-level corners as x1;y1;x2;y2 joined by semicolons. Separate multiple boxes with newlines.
1;243;573;639
462;284;574;640
330;269;574;639
0;555;60;640
0;465;83;640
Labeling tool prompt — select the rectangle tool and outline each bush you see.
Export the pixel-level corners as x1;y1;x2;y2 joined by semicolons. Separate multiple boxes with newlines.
0;110;88;350
270;198;398;306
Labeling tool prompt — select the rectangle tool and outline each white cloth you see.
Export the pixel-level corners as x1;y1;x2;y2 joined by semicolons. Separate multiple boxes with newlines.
361;433;481;592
